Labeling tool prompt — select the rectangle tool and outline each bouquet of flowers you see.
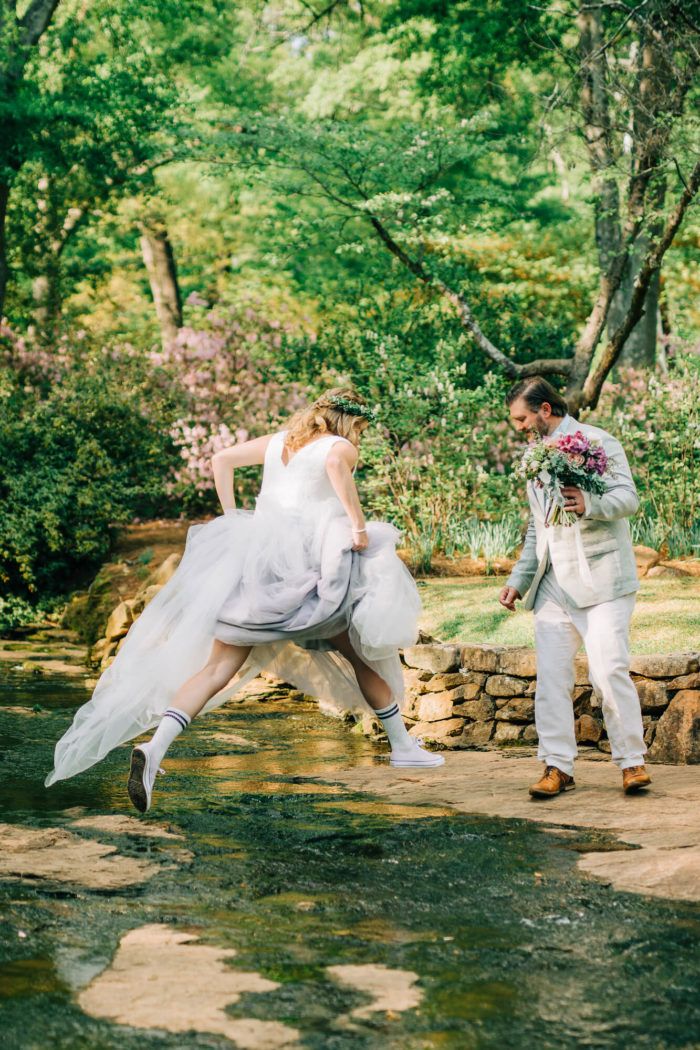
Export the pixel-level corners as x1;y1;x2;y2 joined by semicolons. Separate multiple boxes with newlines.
518;430;610;526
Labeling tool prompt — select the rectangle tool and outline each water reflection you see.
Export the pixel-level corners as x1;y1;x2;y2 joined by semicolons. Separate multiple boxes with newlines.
1;670;700;1049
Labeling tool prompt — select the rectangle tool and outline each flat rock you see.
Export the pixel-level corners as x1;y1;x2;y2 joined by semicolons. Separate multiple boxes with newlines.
328;963;422;1023
409;718;465;743
578;845;700;902
630;654;699;679
648;690;700;764
646;565;687;579
79;924;298;1048
328;753;700;902
575;714;604;744
70;814;183;840
422;672;468;692
424;683;479;703
0;824;160;888
104;601;134;643
402;644;460;673
659;559;700;578
633;678;668;712
493;722;524;743
403;668;433;694
150;552;181;586
453;698;496;721
460;720;495;745
460;644;502;673
485;674;529;697
668;672;700;691
634;545;661;575
574;655;590;685
415;695;454;722
495;698;535;723
497;647;537;677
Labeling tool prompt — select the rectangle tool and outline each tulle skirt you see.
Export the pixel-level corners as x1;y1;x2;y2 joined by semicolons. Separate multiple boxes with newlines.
46;502;421;786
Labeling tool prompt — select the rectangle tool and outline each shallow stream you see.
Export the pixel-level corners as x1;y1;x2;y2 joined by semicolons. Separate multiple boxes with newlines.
1;667;700;1049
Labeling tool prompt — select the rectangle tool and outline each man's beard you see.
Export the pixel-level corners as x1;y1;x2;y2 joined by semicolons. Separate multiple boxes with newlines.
527;414;550;439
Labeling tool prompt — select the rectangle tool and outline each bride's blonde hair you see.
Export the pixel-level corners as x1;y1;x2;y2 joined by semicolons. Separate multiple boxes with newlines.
284;386;371;452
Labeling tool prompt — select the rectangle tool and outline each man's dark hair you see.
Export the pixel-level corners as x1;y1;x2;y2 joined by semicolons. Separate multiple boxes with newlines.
505;376;568;418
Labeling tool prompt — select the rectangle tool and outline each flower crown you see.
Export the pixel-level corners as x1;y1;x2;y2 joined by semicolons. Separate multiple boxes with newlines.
322;394;378;423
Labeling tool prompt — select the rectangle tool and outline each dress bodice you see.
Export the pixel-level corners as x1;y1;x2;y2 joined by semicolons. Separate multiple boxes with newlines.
257;431;352;511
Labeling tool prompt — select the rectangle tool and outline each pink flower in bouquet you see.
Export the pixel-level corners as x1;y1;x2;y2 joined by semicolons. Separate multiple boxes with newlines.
557;432;589;456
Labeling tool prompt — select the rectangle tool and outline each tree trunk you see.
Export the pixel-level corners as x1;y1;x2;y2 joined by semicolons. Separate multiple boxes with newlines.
608;21;671;368
139;221;182;349
582;155;700;408
608;241;660;368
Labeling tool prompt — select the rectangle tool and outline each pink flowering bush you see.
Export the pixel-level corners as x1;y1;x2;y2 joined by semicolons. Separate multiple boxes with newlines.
150;308;313;510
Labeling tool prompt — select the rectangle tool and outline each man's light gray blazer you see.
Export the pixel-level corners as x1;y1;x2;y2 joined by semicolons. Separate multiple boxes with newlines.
507;415;639;610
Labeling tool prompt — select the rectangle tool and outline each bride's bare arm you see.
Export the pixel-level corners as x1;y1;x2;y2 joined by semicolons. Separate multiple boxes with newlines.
325;444;368;551
212;434;274;512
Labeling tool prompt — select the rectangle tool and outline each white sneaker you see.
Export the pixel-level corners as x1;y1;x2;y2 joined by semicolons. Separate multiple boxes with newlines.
127;746;165;813
389;739;445;768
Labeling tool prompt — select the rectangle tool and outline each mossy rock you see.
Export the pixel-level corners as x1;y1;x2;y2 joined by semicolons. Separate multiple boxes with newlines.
61;563;132;646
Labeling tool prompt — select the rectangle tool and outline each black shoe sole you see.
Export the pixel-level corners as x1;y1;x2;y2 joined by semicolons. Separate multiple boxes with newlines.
127;749;148;813
529;782;575;799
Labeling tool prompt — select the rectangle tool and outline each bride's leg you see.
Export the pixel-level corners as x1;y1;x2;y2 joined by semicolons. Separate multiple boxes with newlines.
171;640;253;720
128;640;251;812
329;631;444;768
329;630;391;711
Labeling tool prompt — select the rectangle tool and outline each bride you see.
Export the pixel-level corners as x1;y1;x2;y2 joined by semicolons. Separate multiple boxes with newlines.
46;388;444;811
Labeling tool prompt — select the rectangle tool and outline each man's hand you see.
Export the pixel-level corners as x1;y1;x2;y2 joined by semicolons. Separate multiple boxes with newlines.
499;586;521;612
561;486;585;515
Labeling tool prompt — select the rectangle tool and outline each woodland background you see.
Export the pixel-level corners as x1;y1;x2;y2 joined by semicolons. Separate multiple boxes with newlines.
0;0;698;629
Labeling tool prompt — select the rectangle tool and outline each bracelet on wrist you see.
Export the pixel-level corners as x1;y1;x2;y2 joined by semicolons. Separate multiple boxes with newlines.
352;527;367;533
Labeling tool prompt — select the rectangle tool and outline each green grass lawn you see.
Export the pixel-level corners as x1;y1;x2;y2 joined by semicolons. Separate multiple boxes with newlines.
418;575;700;655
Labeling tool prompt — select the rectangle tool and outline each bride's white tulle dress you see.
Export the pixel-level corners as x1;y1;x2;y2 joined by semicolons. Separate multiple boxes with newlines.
46;431;422;786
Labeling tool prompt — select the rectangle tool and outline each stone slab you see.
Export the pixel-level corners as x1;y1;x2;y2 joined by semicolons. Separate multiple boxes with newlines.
327;754;700;902
629;654;699;679
403;644;461;673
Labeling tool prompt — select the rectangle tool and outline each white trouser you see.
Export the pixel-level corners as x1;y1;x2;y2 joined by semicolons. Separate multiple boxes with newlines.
533;584;645;776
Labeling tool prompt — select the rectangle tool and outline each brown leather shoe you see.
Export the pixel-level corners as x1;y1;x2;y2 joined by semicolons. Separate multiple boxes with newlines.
622;765;652;794
529;765;575;798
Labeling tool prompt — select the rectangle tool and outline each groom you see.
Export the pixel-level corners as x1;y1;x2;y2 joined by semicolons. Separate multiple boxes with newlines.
499;376;651;798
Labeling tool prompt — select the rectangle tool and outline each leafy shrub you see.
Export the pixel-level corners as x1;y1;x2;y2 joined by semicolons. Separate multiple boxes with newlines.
0;595;43;633
0;370;177;598
283;318;525;537
595;358;700;555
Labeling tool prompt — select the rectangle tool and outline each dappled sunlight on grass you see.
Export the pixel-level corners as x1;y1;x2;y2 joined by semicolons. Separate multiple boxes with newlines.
418;575;700;653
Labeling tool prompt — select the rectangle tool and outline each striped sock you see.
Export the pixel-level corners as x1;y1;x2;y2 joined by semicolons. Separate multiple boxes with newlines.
143;707;191;772
374;702;413;751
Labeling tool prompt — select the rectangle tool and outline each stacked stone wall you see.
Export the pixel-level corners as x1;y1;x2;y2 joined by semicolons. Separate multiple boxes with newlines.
368;643;700;765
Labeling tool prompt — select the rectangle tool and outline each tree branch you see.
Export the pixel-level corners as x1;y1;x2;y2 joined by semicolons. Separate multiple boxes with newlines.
18;0;62;48
368;216;571;378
